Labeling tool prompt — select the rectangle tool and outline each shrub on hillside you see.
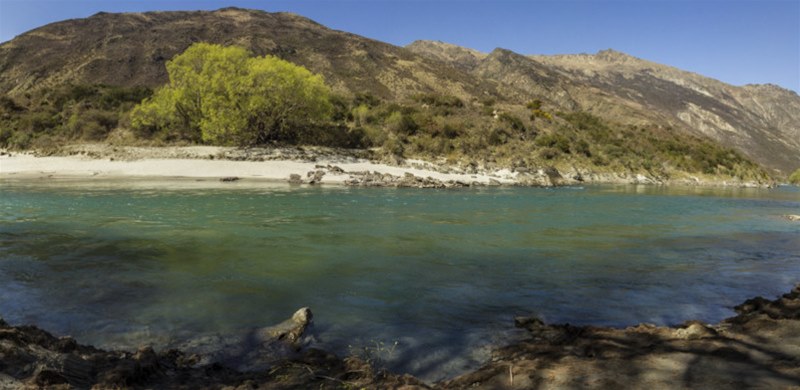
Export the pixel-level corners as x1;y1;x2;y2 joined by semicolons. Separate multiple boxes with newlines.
534;133;570;153
788;169;800;185
386;111;418;136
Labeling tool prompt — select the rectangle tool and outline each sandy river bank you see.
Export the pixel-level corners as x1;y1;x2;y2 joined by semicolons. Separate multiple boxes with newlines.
0;144;774;188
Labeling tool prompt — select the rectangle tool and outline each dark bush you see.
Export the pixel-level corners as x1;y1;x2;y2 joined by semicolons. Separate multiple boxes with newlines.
574;139;591;157
98;86;152;109
562;112;606;131
535;133;570;153
539;147;560;160
329;94;350;122
353;92;381;108
0;96;25;114
386;111;418;136
498;113;525;133
19;111;59;133
488;127;511;145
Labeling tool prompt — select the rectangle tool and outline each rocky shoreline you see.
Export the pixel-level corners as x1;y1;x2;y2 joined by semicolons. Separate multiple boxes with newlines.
0;144;777;188
2;285;799;389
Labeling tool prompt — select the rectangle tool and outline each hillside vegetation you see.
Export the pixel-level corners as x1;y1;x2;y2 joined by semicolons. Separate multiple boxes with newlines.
0;8;792;182
1;42;768;183
789;169;800;185
0;84;152;149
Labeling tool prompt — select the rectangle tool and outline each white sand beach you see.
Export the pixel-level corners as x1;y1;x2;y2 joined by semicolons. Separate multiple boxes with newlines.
2;145;771;187
0;146;518;185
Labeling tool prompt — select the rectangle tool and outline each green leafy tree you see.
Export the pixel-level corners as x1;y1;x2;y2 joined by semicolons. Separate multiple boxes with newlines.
789;168;800;185
131;43;332;145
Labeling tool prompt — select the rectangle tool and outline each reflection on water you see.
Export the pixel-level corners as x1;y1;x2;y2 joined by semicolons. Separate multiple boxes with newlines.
0;179;799;380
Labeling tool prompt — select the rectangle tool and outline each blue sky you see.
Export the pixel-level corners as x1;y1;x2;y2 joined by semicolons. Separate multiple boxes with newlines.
1;0;798;92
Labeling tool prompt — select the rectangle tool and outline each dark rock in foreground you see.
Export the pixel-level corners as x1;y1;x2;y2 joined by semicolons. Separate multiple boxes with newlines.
441;285;800;389
0;308;426;389
2;286;800;389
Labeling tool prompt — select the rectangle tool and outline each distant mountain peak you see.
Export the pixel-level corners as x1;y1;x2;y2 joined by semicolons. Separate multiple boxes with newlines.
407;40;483;51
216;6;254;12
406;40;486;71
489;47;513;55
743;83;799;95
594;48;640;63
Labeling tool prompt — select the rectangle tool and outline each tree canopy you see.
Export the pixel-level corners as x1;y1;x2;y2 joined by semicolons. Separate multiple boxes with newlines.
131;43;333;146
789;168;800;185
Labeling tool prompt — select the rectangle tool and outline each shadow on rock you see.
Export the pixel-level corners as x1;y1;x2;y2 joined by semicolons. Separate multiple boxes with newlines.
440;285;800;389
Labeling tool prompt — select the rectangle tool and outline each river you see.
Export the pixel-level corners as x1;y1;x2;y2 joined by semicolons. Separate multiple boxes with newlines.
1;178;798;380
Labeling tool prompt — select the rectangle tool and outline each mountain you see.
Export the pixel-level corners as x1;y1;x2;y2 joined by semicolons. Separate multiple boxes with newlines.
405;40;487;71
407;43;800;175
1;8;797;176
0;8;499;102
528;50;800;175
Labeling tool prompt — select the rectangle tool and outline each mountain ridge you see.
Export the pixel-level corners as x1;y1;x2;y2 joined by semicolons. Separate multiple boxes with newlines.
0;8;500;102
406;40;800;174
1;8;798;176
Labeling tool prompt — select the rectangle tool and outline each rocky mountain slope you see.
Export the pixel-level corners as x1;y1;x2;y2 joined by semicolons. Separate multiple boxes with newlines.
1;7;797;176
408;43;800;175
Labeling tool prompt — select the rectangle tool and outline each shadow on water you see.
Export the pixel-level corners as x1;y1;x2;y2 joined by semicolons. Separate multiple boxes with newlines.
644;231;800;307
4;223;798;381
0;225;170;346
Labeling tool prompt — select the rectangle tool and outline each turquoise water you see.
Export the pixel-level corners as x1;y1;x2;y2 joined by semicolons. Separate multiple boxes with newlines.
1;179;798;380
